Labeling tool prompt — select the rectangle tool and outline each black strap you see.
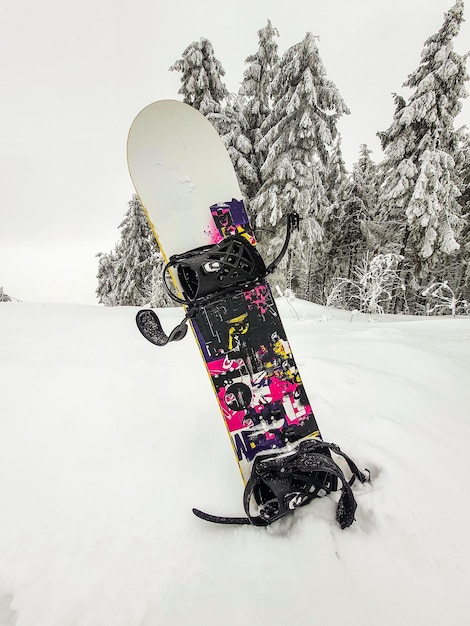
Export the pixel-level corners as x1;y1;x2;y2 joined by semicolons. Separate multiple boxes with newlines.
136;309;191;347
265;212;300;274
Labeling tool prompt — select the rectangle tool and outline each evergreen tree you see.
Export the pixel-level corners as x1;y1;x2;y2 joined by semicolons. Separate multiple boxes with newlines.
239;20;280;200
453;126;470;300
149;265;173;308
377;0;468;310
114;196;162;306
96;252;117;306
96;196;171;307
457;126;470;213
212;94;259;207
352;144;381;251
251;32;350;298
0;287;12;302
324;135;348;206
376;93;411;255
170;38;229;119
322;144;379;303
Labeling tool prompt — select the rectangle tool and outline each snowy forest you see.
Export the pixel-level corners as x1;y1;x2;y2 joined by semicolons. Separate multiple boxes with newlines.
97;0;470;316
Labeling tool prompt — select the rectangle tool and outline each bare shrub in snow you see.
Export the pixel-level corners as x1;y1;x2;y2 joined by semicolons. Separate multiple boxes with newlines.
326;253;405;315
422;281;469;317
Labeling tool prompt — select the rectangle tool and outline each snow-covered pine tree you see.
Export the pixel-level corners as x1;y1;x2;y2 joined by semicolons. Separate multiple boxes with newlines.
377;0;468;311
376;93;411;254
114;195;164;306
354;144;380;224
348;144;381;257
453;126;470;301
322;144;380;306
96;252;117;306
0;287;12;302
319;135;350;297
214;22;280;218
324;135;348;206
251;32;350;299
211;93;259;208
148;265;173;308
239;20;280;202
96;195;171;307
457;126;470;213
170;38;229;121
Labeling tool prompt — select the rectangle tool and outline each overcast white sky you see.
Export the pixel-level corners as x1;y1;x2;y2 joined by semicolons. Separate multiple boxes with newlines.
0;0;469;303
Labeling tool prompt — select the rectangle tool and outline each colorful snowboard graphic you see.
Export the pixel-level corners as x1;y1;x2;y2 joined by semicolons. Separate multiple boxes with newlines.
193;199;320;482
127;100;366;527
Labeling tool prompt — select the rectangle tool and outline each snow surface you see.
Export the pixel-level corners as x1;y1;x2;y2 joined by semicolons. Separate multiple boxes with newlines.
1;299;470;626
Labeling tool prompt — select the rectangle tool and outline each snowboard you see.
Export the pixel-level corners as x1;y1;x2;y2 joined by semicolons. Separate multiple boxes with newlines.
127;100;366;527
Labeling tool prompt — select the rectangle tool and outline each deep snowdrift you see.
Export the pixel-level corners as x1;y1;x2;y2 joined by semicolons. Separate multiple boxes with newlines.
1;300;469;626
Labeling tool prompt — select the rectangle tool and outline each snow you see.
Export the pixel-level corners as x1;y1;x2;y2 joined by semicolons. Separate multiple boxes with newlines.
1;299;470;626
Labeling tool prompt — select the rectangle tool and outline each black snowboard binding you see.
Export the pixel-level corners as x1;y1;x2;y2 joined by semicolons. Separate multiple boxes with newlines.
164;233;267;305
193;439;368;529
136;212;300;346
